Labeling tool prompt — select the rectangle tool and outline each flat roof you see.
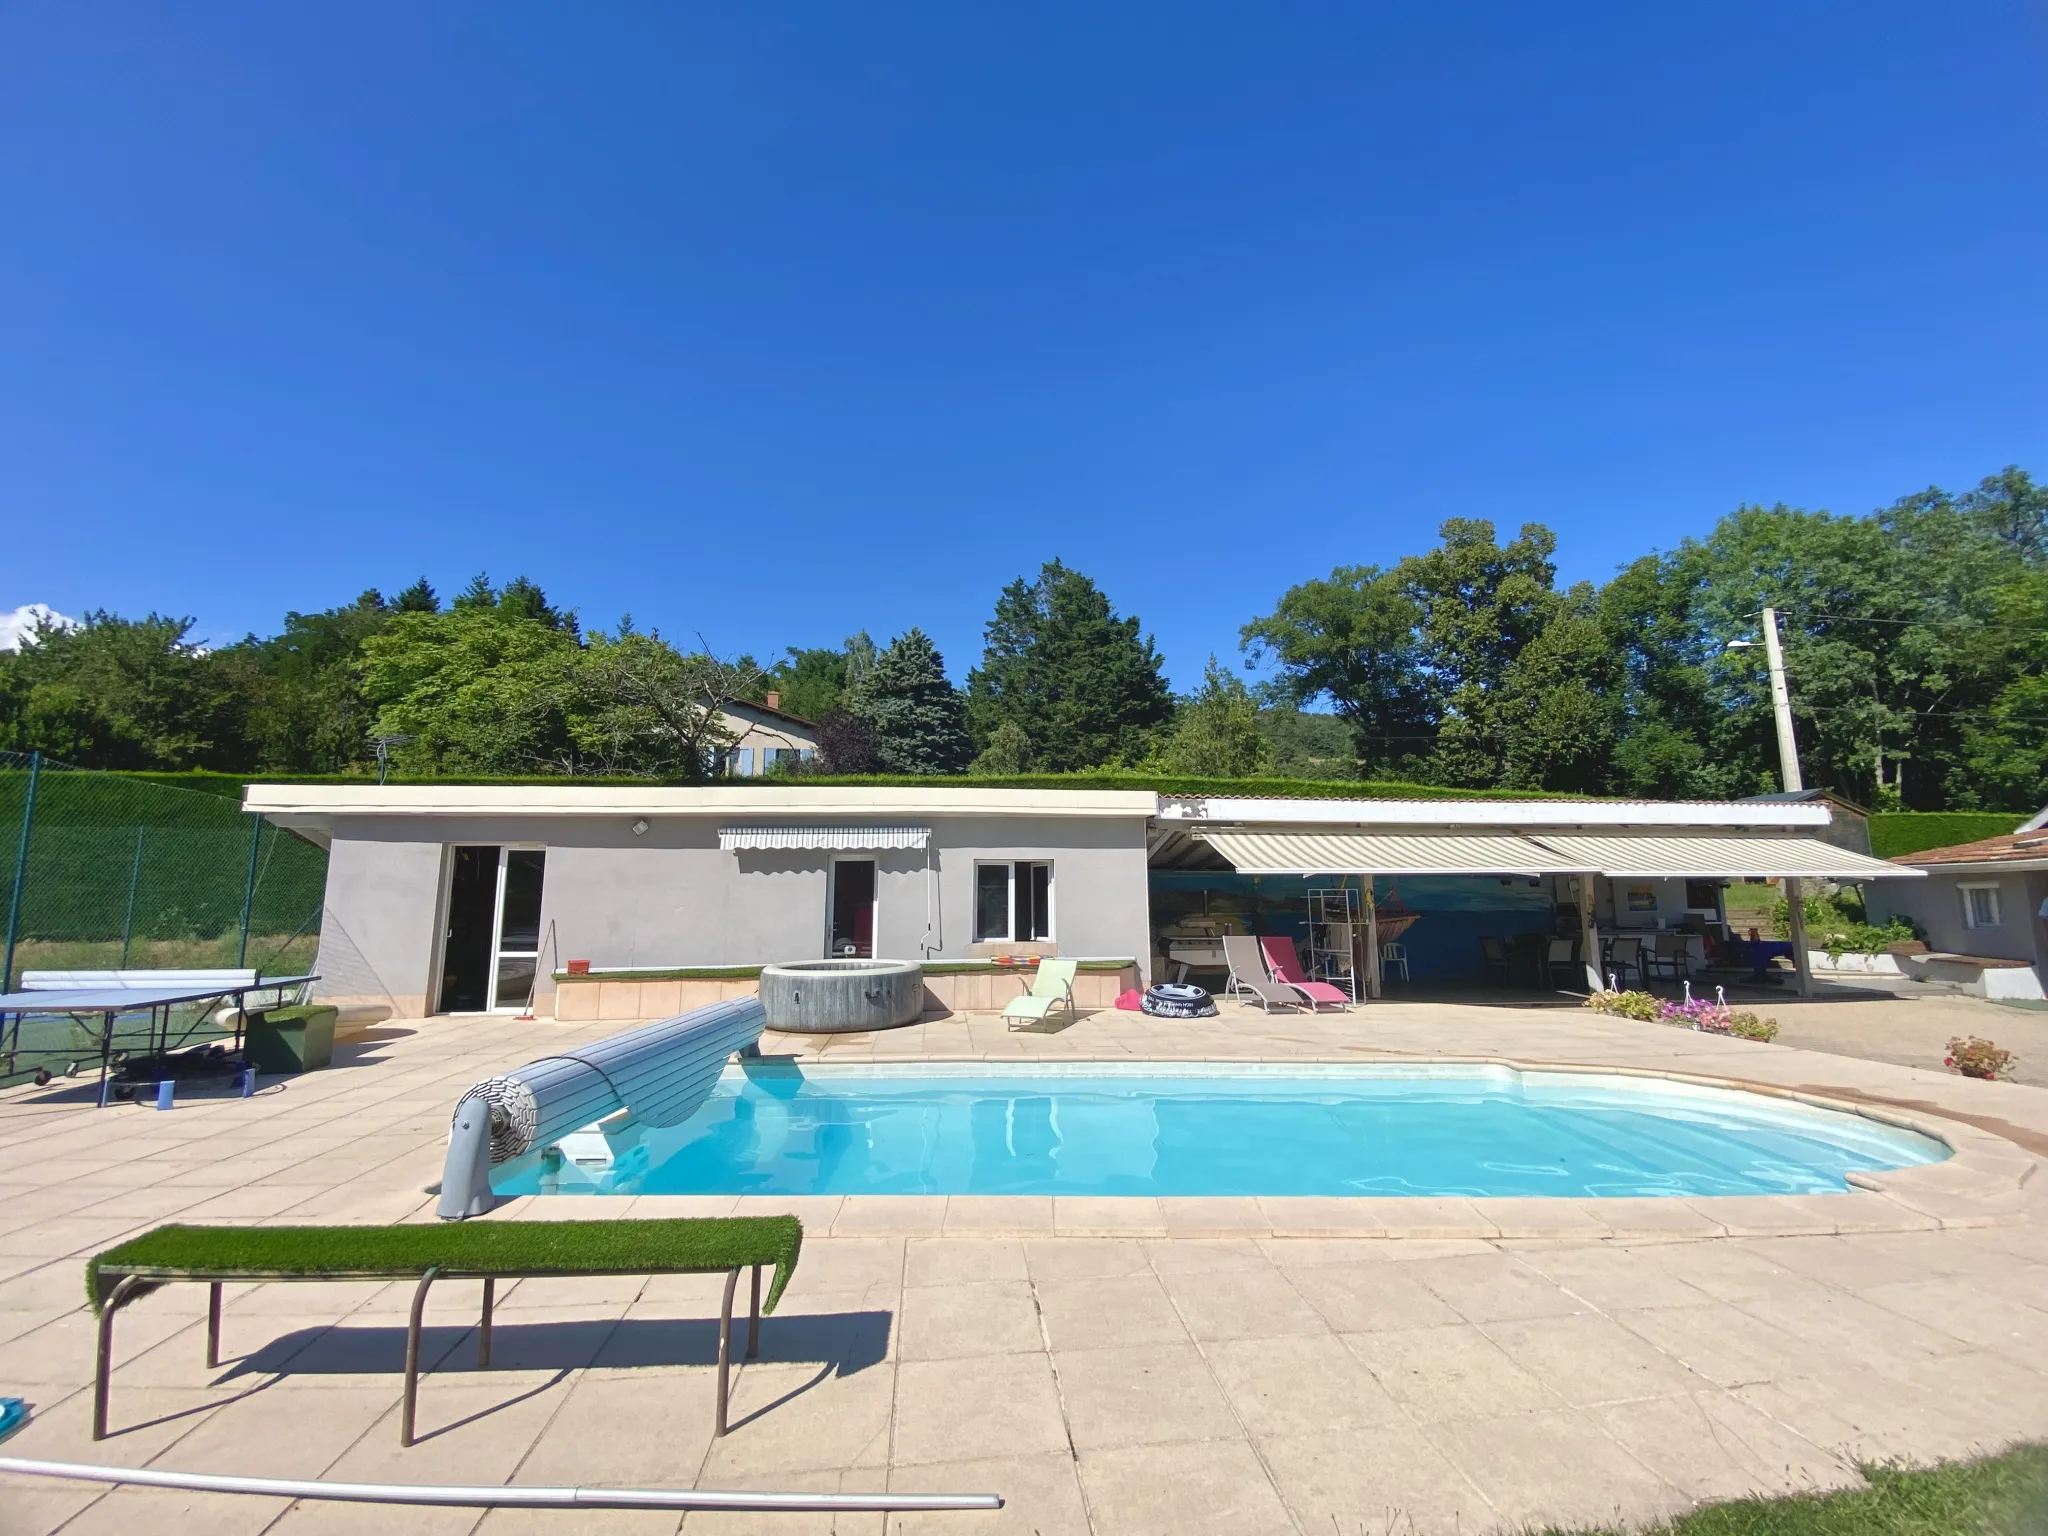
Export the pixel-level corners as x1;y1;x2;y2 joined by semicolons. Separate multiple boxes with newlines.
1154;795;1833;830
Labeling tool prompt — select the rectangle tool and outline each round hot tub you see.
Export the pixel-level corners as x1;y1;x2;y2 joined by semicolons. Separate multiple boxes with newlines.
759;958;925;1034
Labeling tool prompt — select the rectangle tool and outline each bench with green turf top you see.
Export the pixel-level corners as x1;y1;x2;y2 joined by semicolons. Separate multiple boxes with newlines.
87;1217;802;1446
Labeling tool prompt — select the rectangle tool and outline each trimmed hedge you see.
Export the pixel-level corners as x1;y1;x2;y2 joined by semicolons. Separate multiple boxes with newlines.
89;1217;803;1314
1869;812;2026;860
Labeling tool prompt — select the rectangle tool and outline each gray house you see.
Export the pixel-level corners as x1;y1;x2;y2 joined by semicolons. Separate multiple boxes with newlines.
1866;810;2047;1000
250;782;1916;1022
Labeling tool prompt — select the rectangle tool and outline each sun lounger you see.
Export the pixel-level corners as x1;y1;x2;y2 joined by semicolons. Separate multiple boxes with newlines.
1258;936;1351;1010
1220;935;1301;1013
87;1217;801;1445
1002;958;1079;1029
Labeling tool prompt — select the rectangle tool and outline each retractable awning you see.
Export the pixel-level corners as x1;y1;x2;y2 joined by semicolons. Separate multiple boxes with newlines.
1524;833;1920;880
1194;830;1581;876
718;825;930;851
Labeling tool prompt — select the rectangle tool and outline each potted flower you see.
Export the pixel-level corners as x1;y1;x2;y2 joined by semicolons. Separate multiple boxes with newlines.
1944;1037;2015;1081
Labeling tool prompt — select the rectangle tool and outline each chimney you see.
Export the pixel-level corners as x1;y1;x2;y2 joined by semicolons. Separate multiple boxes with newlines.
764;690;781;711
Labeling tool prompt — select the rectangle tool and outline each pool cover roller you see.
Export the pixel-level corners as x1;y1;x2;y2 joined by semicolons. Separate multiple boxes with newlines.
438;997;765;1219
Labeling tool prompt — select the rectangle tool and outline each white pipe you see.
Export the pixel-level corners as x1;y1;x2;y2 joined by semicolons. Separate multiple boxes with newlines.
0;1457;1001;1512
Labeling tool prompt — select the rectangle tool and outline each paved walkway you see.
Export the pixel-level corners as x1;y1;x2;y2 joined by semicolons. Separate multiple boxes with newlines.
1;1000;2045;1535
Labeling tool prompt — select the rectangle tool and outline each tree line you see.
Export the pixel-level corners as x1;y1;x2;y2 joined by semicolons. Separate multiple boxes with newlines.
1;466;2042;810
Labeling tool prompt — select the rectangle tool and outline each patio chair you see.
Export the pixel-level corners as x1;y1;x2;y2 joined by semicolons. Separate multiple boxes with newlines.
1478;936;1511;985
1220;935;1302;1013
1258;936;1351;1011
1379;943;1409;983
1545;937;1581;990
1002;958;1081;1030
1606;936;1644;988
1643;933;1689;983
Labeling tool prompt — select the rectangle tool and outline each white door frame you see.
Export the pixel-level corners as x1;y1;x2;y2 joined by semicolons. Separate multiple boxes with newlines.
487;844;548;1013
826;855;879;958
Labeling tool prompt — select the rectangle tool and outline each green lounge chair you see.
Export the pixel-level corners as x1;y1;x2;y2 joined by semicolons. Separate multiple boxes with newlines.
87;1217;800;1445
1002;958;1079;1030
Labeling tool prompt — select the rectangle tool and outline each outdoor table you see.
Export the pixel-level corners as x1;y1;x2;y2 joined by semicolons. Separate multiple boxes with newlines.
0;976;316;1105
1721;939;1794;979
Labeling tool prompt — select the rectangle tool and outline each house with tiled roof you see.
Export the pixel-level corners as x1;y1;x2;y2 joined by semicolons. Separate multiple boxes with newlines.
1868;808;2048;1000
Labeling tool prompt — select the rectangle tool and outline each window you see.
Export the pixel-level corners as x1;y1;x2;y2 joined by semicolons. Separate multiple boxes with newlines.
973;861;1053;942
1962;883;2003;930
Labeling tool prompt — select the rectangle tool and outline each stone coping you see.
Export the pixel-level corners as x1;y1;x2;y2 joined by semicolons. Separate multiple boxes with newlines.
484;1054;2036;1242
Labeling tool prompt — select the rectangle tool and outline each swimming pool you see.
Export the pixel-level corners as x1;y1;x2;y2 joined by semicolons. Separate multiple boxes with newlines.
496;1061;1949;1200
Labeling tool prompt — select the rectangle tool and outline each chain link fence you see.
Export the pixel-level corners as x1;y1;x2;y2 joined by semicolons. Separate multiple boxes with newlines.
1;752;328;1085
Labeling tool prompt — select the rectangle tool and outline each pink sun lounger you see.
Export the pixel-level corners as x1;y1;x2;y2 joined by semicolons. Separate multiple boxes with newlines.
1259;936;1351;1010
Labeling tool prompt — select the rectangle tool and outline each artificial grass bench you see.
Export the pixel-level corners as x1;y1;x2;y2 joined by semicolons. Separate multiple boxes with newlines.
87;1217;802;1446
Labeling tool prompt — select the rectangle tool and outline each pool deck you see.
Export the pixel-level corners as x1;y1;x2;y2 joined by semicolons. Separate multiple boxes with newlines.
1;995;2045;1534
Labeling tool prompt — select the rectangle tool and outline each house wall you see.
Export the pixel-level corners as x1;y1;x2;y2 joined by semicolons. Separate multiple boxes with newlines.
1869;872;2042;964
309;811;1152;1017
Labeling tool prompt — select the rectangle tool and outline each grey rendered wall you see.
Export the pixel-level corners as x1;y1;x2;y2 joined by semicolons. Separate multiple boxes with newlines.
1869;873;2038;963
314;829;447;1015
309;811;1155;1016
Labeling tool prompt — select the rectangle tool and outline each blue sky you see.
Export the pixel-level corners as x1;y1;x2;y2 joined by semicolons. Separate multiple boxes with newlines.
3;3;2044;689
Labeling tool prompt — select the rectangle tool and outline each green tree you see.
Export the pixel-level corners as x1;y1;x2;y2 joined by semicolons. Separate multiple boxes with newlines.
0;612;248;769
967;561;1174;771
850;628;972;774
573;632;766;777
359;604;584;774
1150;657;1274;777
1251;703;1355;781
1493;589;1625;793
1241;565;1432;777
970;719;1031;775
216;589;397;772
767;634;875;722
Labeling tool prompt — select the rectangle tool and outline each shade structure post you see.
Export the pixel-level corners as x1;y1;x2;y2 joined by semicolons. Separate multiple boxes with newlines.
1784;876;1813;998
1578;876;1603;993
1363;876;1381;999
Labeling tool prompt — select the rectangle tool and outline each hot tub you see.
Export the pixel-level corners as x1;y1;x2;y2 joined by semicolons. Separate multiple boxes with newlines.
758;959;925;1034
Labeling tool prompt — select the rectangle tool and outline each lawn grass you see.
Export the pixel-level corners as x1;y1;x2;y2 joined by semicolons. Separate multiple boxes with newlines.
1553;1446;2048;1535
89;1217;803;1313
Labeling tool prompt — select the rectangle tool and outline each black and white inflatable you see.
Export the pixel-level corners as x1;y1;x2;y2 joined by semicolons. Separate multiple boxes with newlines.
1140;982;1218;1018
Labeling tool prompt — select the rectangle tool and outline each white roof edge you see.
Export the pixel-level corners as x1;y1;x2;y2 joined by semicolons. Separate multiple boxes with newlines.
241;783;1157;819
1154;795;1834;830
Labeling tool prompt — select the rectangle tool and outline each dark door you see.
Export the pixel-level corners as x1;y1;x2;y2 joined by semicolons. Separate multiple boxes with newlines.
830;859;876;958
438;846;499;1012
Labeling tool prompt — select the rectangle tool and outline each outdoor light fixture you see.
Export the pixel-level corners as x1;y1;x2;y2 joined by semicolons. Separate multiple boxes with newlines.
631;818;650;836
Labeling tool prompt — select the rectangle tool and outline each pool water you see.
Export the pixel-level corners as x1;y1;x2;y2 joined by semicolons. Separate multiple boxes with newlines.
496;1062;1949;1200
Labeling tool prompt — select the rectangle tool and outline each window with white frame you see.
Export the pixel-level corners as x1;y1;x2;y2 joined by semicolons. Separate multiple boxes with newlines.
1961;883;2003;930
974;861;1053;942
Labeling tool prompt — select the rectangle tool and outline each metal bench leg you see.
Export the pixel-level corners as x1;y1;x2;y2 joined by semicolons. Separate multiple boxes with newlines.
479;1277;494;1369
715;1268;739;1437
206;1282;222;1368
748;1265;761;1359
401;1267;439;1448
93;1276;147;1440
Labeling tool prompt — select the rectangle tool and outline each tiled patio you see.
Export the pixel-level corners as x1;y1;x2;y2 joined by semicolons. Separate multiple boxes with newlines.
2;997;2046;1535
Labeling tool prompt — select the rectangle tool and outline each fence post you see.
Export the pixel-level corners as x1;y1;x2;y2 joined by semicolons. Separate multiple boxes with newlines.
3;751;42;993
119;826;146;968
236;815;262;970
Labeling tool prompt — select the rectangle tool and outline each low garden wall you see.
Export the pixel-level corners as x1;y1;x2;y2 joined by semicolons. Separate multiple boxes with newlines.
549;959;1141;1024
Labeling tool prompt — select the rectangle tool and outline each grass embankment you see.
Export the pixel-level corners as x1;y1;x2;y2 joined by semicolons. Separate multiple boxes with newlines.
1554;1447;2048;1536
89;1217;804;1313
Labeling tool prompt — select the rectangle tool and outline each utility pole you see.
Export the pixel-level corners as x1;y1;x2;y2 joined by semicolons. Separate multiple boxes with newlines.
1759;607;1802;793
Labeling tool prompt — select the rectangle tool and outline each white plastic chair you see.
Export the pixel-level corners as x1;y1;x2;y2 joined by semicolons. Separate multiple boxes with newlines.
1379;943;1409;983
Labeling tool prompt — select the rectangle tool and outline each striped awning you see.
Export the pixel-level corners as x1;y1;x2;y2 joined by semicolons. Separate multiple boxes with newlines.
1525;834;1919;880
1195;830;1580;876
718;825;930;852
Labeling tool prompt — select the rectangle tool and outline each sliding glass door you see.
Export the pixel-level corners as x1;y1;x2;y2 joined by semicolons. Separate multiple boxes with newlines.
437;846;547;1013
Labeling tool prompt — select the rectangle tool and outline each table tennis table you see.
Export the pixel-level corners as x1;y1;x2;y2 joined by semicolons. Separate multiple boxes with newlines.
0;976;316;1106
